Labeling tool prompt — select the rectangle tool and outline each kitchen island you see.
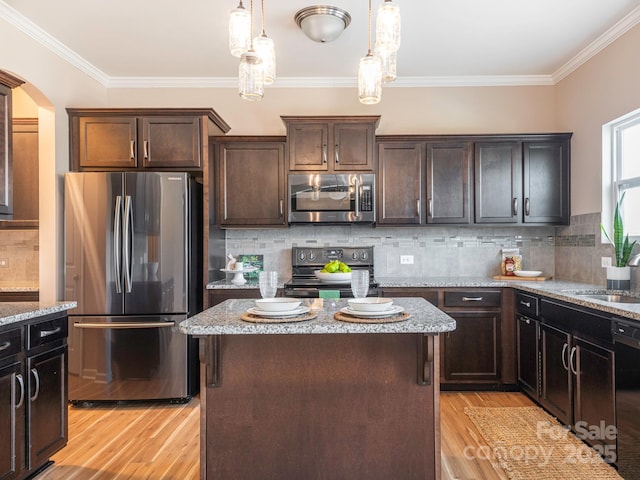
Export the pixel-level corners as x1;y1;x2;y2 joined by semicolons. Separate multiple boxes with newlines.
180;297;456;480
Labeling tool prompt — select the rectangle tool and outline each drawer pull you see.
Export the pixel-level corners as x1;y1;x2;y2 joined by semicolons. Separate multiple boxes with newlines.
0;340;10;351
39;326;61;338
520;301;531;308
462;296;484;302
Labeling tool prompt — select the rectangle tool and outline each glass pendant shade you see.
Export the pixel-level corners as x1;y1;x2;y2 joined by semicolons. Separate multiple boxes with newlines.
229;2;251;57
375;47;397;84
239;50;264;101
375;0;401;53
358;53;382;105
254;33;276;84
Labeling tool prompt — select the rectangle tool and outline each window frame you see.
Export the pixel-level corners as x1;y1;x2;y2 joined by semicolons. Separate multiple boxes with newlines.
604;109;640;243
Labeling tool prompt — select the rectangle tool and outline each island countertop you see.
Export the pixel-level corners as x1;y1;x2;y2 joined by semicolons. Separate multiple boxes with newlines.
0;301;77;327
180;297;456;335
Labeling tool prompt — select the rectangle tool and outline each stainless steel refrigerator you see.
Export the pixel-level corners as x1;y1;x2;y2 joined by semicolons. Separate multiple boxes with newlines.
64;172;201;403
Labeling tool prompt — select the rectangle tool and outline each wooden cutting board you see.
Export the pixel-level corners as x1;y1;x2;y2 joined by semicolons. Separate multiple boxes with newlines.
492;275;552;281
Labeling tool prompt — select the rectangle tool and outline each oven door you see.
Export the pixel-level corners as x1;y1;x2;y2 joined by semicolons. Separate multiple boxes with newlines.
288;173;375;223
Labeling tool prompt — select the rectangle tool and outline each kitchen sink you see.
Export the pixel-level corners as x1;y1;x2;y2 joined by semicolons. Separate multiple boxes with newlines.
576;293;640;304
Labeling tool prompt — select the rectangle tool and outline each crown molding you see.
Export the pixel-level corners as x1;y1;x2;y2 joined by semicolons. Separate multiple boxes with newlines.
0;1;110;86
552;5;640;83
2;0;639;90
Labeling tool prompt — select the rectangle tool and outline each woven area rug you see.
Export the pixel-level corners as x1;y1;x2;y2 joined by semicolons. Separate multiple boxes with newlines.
464;406;622;480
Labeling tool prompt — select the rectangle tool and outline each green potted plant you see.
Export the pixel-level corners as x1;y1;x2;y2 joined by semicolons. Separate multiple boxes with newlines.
601;192;637;289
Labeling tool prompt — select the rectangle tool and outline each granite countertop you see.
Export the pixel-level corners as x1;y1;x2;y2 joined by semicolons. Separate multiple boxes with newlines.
0;301;77;327
180;297;456;335
207;275;640;322
0;281;39;292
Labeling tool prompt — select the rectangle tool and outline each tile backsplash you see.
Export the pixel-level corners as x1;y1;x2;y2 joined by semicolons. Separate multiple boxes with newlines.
0;229;39;282
225;224;557;280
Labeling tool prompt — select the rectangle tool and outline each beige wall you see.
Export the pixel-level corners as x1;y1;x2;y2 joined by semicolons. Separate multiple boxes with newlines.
106;85;556;136
556;23;640;216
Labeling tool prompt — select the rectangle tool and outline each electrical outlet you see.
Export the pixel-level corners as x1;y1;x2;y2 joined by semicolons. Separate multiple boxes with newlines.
400;255;414;265
0;258;8;268
601;257;612;267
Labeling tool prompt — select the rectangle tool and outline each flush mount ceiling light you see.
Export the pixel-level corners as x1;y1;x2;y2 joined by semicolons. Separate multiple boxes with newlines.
294;6;351;43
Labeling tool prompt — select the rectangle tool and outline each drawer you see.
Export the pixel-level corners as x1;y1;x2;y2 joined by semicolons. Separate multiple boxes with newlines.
0;327;23;360
28;315;68;350
443;290;501;308
515;292;539;318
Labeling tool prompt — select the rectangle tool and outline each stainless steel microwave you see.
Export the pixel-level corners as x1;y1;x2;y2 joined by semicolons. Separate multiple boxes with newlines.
288;173;375;224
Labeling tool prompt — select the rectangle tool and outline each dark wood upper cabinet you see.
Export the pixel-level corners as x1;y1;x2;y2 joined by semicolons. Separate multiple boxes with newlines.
282;116;379;172
474;141;522;224
0;70;25;219
475;134;571;225
523;139;570;224
214;139;287;227
68;108;230;171
12;118;39;221
377;142;423;225
427;142;472;224
377;139;471;225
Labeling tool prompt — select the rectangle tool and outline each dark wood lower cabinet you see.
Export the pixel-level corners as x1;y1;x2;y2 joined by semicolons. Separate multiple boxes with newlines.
441;311;500;385
201;333;440;480
539;323;572;425
0;313;68;480
516;315;539;399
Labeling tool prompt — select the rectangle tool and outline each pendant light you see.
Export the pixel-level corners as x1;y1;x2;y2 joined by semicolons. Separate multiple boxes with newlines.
239;0;264;101
253;0;276;85
375;0;401;53
375;47;397;84
358;0;382;104
229;0;251;58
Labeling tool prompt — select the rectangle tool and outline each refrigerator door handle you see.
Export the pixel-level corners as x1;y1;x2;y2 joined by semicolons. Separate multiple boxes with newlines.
74;322;176;329
113;195;123;294
123;195;134;293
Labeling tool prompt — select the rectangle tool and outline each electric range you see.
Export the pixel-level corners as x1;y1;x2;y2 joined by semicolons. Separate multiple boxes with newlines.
283;246;379;298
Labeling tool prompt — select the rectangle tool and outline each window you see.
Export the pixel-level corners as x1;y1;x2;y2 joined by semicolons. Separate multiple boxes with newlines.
606;109;640;239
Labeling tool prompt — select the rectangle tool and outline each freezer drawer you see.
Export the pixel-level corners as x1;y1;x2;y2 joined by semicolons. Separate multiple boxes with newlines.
68;315;193;402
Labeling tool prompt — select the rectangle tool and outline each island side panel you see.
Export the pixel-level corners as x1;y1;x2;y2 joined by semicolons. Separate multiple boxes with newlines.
202;333;440;480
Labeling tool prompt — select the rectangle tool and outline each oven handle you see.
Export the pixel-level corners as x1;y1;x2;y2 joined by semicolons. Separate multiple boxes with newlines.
354;176;360;218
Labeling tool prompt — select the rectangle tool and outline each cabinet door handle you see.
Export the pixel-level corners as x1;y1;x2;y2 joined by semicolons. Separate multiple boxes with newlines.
428;198;433;217
525;197;530;216
512;198;518;216
462;296;483;302
561;343;569;371
524;318;530;324
322;144;327;164
416;200;420;217
520;300;531;308
279;200;284;217
30;368;40;402
335;144;339;164
15;373;25;409
569;346;578;375
130;140;135;160
143;140;149;159
39;326;61;338
0;340;10;351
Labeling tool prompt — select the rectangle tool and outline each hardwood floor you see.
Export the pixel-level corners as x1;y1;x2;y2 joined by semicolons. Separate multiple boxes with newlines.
36;392;535;480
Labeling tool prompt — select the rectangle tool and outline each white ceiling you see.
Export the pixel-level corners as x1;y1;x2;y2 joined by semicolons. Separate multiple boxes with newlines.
2;0;640;87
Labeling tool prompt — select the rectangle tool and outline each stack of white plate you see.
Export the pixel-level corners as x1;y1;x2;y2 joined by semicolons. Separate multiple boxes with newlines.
248;298;309;317
341;298;404;318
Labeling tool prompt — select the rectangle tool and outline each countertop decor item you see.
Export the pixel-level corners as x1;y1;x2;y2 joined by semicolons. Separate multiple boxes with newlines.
601;192;636;289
